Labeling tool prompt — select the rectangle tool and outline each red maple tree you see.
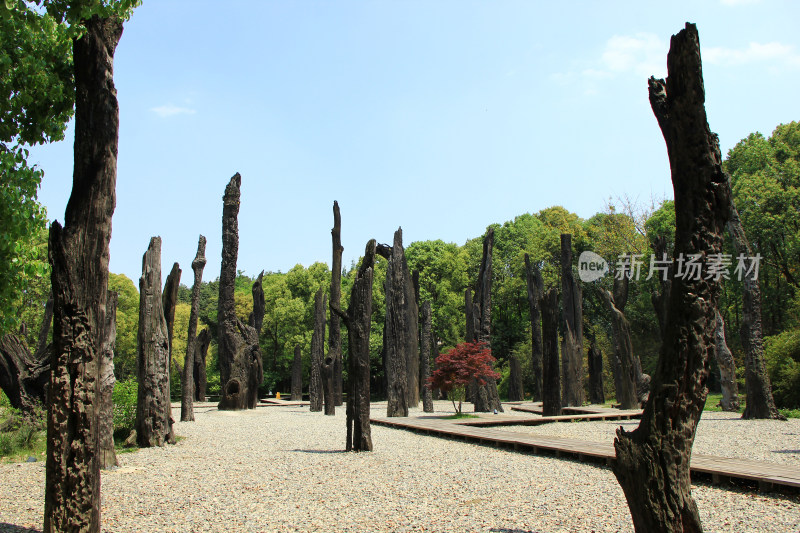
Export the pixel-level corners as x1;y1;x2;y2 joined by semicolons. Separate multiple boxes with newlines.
427;341;499;414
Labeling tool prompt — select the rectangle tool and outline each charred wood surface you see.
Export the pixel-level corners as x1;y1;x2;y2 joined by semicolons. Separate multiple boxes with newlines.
135;237;175;448
291;344;303;401
540;288;561;417
98;291;118;469
713;309;740;412
612;24;732;532
330;201;344;406
309;288;326;412
524;254;544;402
560;233;584;407
44;16;123;532
384;228;410;417
181;235;206;422
420;301;434;413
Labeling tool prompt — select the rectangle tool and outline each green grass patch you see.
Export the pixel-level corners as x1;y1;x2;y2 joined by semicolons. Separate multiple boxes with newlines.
443;413;480;419
0;405;47;464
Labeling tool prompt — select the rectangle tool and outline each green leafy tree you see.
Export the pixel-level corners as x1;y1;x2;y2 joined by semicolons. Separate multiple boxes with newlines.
108;273;138;380
0;1;73;336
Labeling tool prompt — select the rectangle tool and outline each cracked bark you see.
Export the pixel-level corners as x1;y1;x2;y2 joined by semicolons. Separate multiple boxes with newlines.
181;235;206;422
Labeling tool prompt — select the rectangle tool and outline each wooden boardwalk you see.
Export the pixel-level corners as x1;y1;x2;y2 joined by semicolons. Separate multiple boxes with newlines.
257;398;309;407
371;413;800;492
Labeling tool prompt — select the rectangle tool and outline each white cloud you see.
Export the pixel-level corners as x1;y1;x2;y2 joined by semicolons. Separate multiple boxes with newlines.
600;33;667;78
150;104;197;118
704;41;800;67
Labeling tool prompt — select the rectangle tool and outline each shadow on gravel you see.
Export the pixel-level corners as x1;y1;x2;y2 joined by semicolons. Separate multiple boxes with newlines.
488;528;538;533
290;449;349;454
773;449;800;454
0;524;42;533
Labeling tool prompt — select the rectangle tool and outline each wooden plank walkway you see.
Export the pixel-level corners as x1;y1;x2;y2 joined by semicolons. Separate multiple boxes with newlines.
257;398;309;407
371;414;800;491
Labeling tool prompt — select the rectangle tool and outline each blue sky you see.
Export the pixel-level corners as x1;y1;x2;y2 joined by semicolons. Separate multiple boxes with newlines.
28;0;800;285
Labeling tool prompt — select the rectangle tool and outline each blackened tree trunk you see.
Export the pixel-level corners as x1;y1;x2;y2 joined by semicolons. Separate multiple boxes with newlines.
136;237;175;448
309;288;326;412
162;262;181;358
713;309;740;412
406;268;420;408
245;274;265;409
465;288;475;344
508;356;524;402
330;200;344;406
249;271;265;333
98;291;118;469
44;16;123;532
35;293;54;358
322;350;335;416
420;300;434;412
612;24;732;532
218;173;260;410
291;344;303;401
332;240;376;452
0;334;49;415
727;200;782;419
560;233;584;407
380;229;411;417
602;274;638;410
473;228;503;413
181;235;206;422
524;254;544;402
540;288;561;417
193;328;210;402
650;236;672;337
587;343;604;405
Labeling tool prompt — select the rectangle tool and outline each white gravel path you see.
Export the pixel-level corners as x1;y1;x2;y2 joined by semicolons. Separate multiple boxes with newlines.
1;401;798;532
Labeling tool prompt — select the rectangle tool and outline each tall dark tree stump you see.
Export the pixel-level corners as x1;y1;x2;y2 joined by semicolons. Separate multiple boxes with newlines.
309;288;326;413
612;24;732;532
420;300;434;413
162;262;181;358
727;199;783;419
380;229;415;417
98;291;118;469
136;237;175;448
540;288;561;417
508;356;524;402
291;344;303;401
44;16;123;532
524;254;544;402
560;233;584;407
0;333;49;415
472;229;503;413
713;310;740;412
181;235;206;422
587;342;605;405
332;240;376;452
602;272;638;410
218;173;262;410
330;201;344;406
193;328;210;402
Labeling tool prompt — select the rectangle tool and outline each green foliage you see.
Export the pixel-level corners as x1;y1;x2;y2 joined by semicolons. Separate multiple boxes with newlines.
109;272;139;380
0;402;46;462
112;378;137;440
764;327;800;409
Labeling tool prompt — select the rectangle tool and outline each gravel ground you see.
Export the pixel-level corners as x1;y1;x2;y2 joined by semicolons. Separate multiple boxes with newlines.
499;408;800;465
1;401;798;532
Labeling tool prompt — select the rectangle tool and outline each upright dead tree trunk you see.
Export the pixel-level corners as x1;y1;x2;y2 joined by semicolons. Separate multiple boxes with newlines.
560;233;584;407
98;291;117;469
473;228;503;413
465;289;475;344
0;334;49;415
181;235;206;422
587;342;605;405
193;328;210;402
508;356;524;402
309;288;325;412
651;236;672;337
291;344;303;401
612;24;732;532
540;288;561;417
35;293;54;358
330;200;344;406
602;272;638;410
727;200;782;419
420;300;434;412
136;237;175;448
713;310;740;412
245;274;265;409
218;173;260;410
162;262;181;358
379;229;412;417
332;240;376;452
44;16;123;532
524;254;544;402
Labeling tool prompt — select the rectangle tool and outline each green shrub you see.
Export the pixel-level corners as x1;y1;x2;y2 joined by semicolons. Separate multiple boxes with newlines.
112;378;138;440
764;328;800;409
